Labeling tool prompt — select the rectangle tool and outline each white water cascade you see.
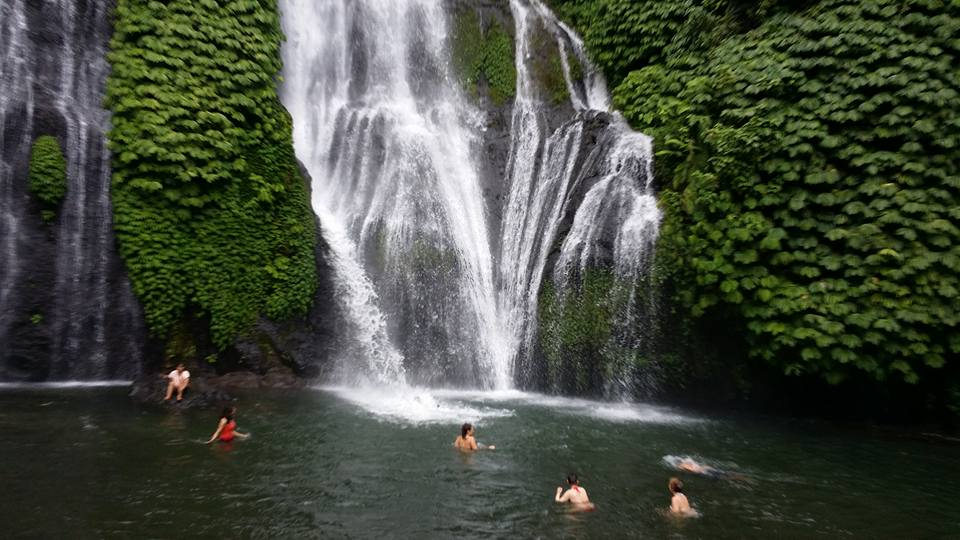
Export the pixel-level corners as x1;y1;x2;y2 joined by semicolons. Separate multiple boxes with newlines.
280;0;509;388
280;0;660;393
0;0;143;380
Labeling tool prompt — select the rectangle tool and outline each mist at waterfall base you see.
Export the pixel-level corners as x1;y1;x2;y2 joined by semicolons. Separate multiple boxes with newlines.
280;0;660;396
3;387;959;539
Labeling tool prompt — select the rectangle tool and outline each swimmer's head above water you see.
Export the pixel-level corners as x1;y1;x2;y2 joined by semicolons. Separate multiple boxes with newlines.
669;477;683;494
567;473;579;486
460;423;473;438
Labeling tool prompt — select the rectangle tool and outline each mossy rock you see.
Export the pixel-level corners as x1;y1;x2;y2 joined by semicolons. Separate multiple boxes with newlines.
538;268;645;393
28;135;67;223
450;7;516;105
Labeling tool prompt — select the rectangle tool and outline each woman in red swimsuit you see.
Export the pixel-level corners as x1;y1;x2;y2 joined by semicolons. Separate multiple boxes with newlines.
205;406;248;444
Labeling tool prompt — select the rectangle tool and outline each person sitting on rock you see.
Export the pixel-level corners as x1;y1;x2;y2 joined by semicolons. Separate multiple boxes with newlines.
164;362;190;402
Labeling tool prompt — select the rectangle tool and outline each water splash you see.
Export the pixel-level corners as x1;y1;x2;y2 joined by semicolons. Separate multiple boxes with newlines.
500;0;661;394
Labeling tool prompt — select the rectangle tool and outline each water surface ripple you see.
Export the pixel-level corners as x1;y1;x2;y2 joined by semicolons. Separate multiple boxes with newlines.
1;388;957;539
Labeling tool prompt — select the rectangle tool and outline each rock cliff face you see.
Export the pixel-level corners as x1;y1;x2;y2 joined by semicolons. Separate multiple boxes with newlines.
0;0;340;384
0;0;144;381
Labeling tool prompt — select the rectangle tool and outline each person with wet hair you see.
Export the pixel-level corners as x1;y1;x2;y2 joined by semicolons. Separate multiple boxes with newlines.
555;473;594;510
205;406;248;444
669;477;696;516
453;422;495;451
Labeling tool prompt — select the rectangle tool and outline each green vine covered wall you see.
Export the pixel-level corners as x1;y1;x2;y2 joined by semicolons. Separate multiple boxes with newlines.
549;0;960;415
28;135;68;223
106;0;317;348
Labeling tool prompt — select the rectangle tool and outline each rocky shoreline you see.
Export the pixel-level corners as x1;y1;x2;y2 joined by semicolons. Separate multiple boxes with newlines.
129;368;307;409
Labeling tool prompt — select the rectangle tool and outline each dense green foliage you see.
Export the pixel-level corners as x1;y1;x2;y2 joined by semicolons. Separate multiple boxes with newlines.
450;9;516;105
549;0;960;396
28;135;67;223
106;0;317;347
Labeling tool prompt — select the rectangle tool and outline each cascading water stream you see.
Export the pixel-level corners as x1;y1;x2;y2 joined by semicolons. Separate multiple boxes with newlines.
498;0;660;392
280;0;509;388
0;0;142;380
280;0;660;396
0;0;31;336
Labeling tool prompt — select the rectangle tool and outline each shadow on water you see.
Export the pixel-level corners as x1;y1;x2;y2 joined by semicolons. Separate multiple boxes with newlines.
1;386;959;539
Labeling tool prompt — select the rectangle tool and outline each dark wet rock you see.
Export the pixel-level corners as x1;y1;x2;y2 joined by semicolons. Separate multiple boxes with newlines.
0;0;145;382
208;371;261;390
261;368;307;389
129;373;233;410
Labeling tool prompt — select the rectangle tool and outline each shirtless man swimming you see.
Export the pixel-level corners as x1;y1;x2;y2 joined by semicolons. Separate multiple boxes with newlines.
669;477;697;517
453;423;495;451
555;473;595;511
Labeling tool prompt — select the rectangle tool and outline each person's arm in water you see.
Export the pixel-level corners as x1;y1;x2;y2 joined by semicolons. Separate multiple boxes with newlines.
555;487;572;503
205;417;227;444
467;435;496;450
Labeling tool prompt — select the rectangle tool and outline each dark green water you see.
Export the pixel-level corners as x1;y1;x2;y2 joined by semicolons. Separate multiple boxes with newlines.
1;385;958;539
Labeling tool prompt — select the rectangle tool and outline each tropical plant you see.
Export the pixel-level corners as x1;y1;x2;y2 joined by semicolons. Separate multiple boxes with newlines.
549;0;960;395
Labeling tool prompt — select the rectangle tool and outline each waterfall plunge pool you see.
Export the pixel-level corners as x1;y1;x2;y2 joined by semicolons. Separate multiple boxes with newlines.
1;386;957;538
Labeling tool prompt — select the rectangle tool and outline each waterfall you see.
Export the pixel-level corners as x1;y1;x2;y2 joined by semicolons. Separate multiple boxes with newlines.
498;0;661;392
280;0;509;388
281;0;660;394
0;0;143;380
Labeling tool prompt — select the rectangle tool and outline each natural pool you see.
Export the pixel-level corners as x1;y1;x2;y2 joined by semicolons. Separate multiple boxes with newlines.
1;385;958;539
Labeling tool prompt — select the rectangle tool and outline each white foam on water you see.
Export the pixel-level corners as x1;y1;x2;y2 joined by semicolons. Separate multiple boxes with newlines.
317;385;515;425
0;380;131;389
320;385;698;425
430;388;699;424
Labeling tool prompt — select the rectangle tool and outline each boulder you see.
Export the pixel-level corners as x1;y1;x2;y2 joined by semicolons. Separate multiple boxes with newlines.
129;373;233;409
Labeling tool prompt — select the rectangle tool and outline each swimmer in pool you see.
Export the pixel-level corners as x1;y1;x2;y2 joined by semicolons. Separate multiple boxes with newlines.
555;473;595;510
671;456;748;482
453;423;495;451
669;477;697;517
677;458;709;475
205;406;249;444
